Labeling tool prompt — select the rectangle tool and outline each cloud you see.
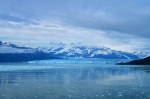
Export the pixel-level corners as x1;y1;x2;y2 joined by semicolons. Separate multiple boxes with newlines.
0;0;150;51
0;0;150;36
0;19;149;51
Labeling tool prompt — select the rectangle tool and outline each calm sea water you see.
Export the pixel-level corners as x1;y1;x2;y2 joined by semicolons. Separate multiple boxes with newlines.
0;59;150;99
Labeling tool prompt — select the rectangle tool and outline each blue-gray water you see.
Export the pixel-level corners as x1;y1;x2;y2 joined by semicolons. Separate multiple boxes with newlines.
0;59;150;99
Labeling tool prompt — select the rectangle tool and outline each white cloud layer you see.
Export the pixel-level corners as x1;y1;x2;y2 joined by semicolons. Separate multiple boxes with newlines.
0;19;149;51
0;0;150;52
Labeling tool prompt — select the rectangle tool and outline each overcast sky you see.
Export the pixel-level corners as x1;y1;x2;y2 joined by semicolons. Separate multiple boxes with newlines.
0;0;150;51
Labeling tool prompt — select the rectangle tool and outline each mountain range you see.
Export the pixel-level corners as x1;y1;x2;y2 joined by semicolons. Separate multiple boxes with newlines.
0;41;149;62
0;41;58;62
40;42;148;59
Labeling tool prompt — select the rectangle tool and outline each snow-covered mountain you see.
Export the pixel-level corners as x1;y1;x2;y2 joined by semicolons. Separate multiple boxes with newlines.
44;42;145;59
0;41;37;53
132;51;150;59
0;41;57;62
0;41;148;61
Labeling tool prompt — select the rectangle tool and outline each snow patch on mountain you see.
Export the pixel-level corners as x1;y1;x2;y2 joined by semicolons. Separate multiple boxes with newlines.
0;46;36;53
43;42;143;59
0;41;36;53
0;41;148;59
133;51;150;58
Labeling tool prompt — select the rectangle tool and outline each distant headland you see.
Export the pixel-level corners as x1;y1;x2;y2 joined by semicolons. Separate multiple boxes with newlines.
117;56;150;65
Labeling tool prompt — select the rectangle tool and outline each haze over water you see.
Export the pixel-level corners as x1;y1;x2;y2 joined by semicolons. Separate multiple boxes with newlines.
0;59;150;99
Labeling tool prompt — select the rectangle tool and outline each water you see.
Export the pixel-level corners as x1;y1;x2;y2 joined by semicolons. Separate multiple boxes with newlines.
0;59;150;99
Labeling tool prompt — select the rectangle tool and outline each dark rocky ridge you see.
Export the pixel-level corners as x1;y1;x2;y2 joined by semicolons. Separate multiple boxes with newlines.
117;56;150;65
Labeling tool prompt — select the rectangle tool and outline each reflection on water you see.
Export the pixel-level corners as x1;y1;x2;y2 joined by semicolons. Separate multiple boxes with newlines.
0;59;150;99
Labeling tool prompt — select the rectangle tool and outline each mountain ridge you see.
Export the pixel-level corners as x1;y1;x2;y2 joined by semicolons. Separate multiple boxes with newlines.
0;41;58;62
0;41;149;62
117;56;150;65
41;42;148;59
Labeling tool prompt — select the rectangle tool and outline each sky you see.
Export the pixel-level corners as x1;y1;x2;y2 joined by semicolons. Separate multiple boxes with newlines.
0;0;150;52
